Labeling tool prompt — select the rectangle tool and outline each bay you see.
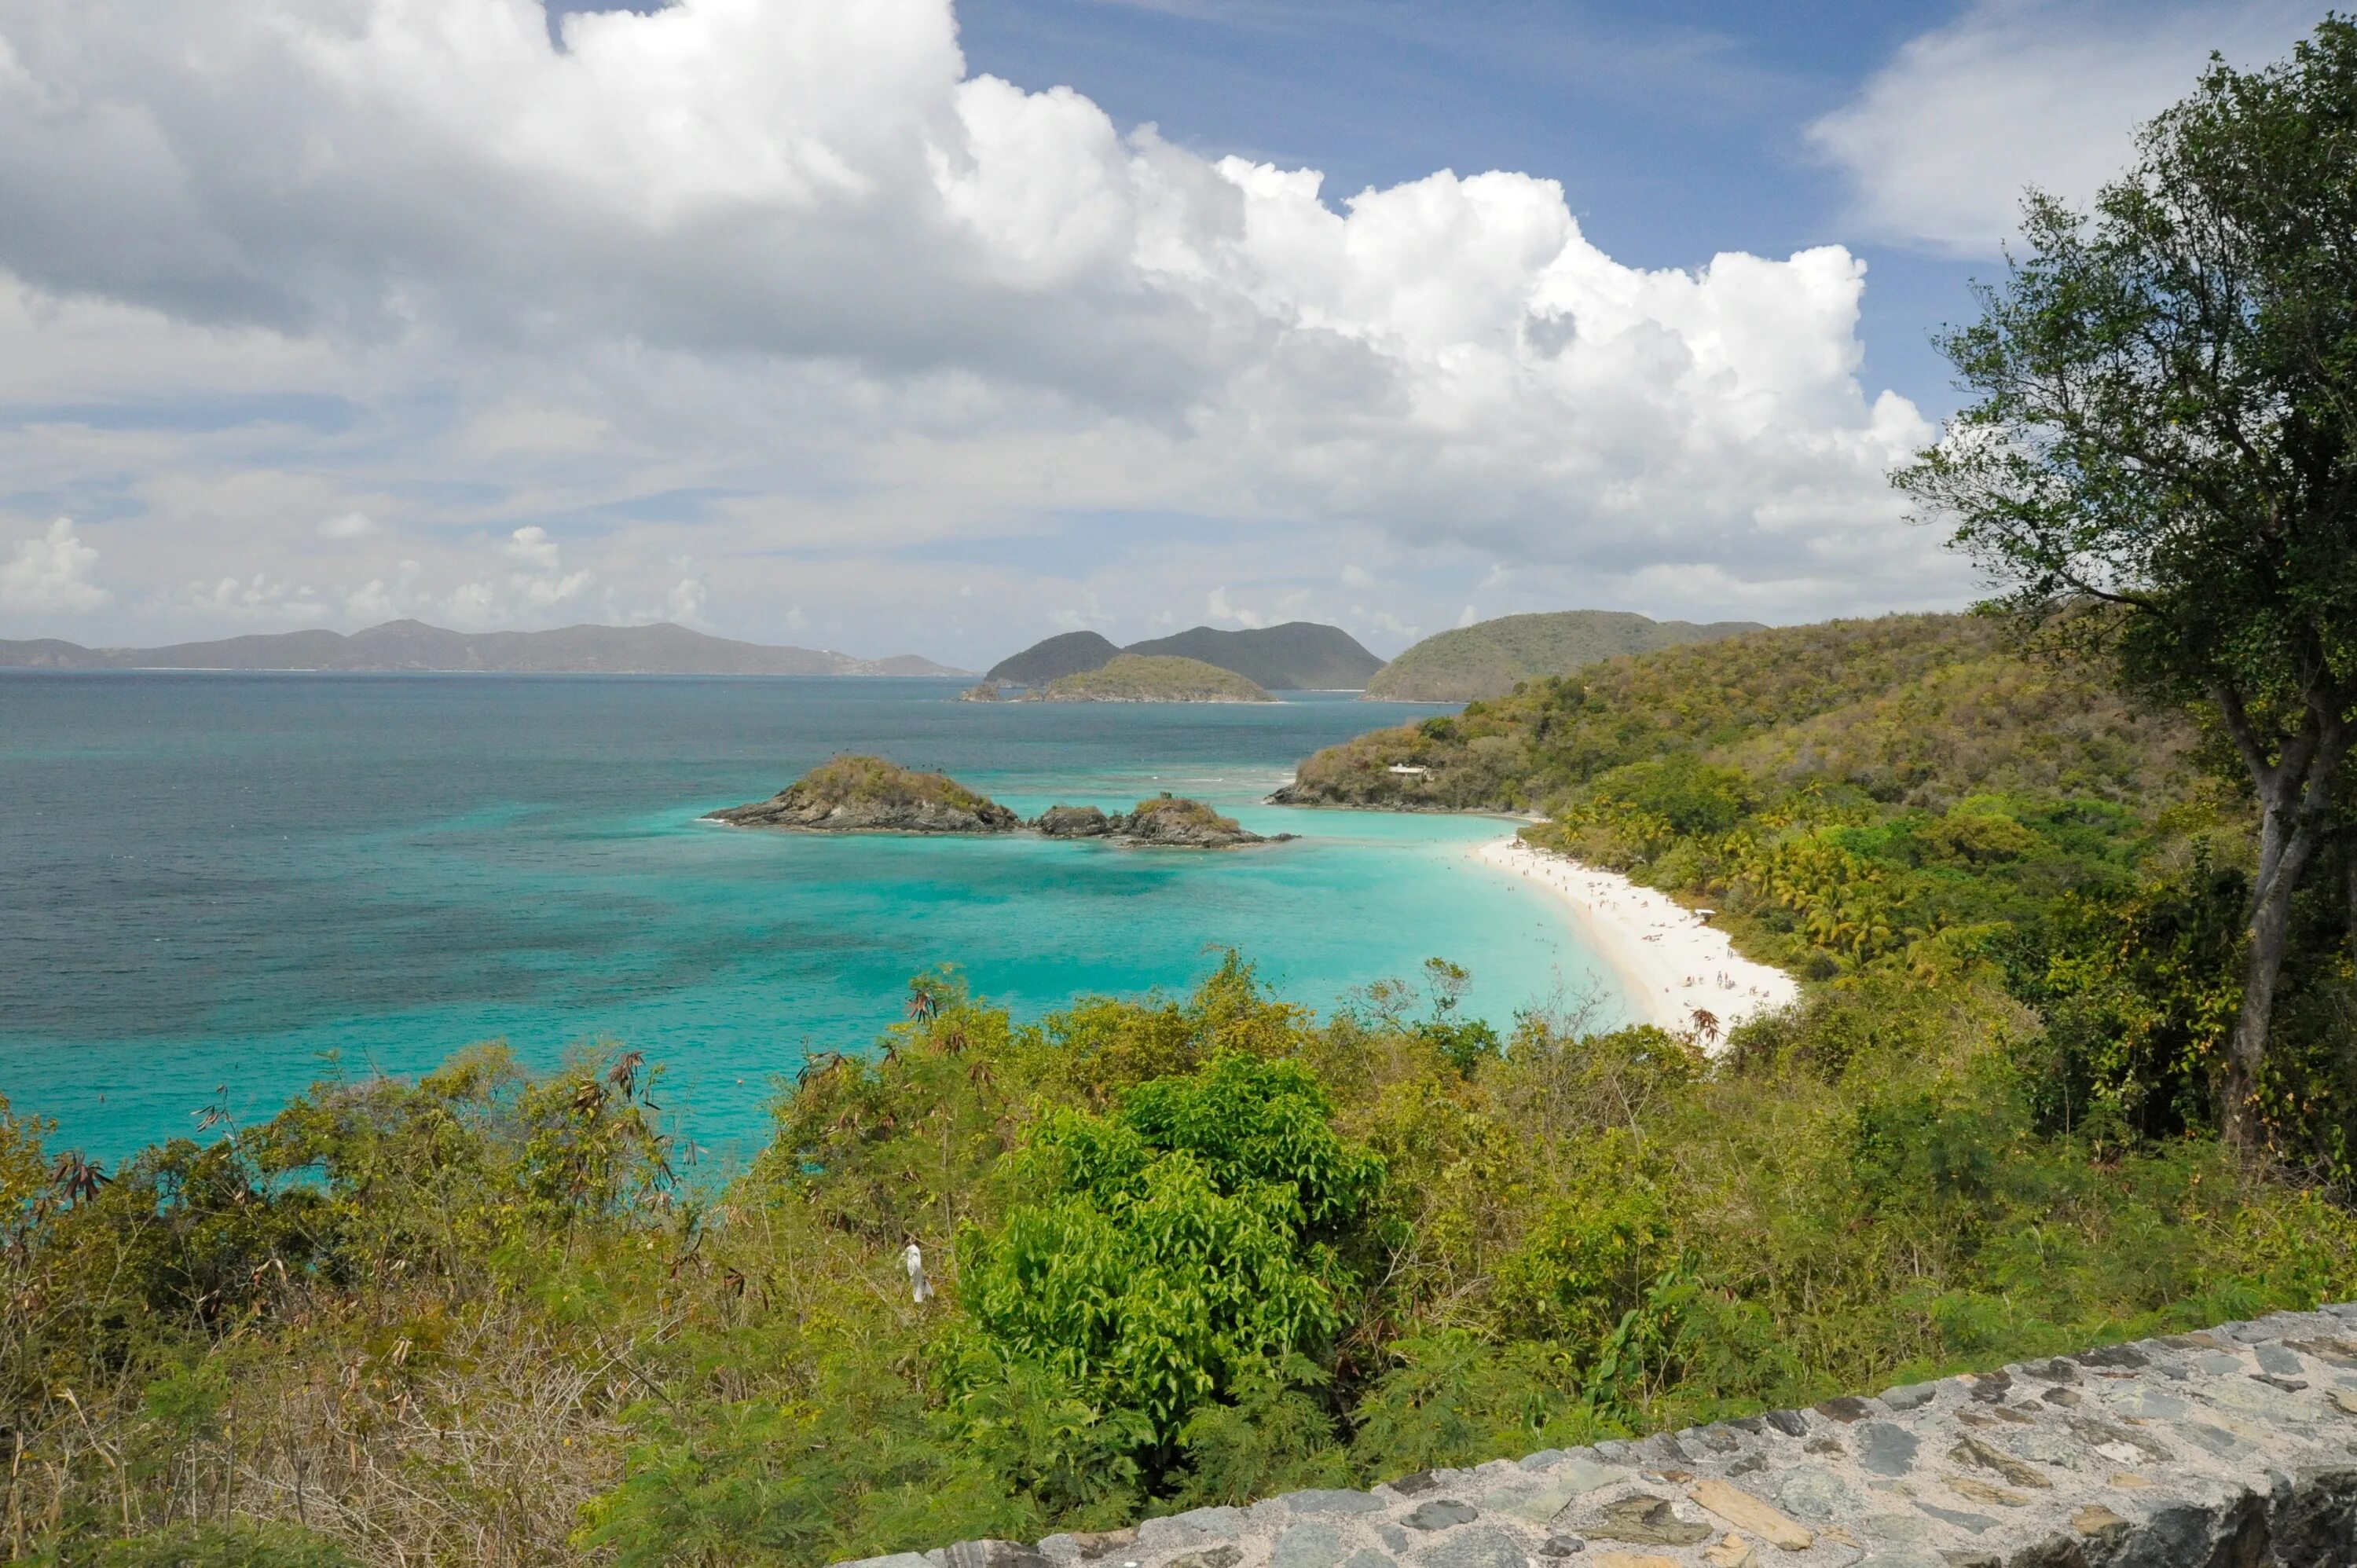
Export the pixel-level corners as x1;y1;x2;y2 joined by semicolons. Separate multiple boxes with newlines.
0;672;1625;1167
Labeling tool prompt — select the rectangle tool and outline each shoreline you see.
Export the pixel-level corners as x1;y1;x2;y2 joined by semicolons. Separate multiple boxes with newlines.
1474;834;1798;1050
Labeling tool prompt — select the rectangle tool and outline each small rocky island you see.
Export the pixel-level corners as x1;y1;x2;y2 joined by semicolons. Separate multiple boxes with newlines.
707;756;1021;834
1038;654;1274;703
712;760;1288;848
1037;794;1288;848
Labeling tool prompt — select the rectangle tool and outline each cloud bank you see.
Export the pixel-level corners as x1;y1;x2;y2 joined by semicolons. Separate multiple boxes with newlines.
0;0;1958;654
1809;0;2321;258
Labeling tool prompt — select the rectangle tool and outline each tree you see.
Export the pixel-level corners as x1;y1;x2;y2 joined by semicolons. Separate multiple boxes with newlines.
944;1053;1384;1484
1897;20;2357;1143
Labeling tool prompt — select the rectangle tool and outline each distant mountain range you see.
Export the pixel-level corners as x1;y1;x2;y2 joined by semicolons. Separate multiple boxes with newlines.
988;622;1384;691
0;620;971;677
1364;610;1765;702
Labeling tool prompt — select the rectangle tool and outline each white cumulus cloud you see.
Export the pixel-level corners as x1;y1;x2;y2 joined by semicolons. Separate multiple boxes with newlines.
1810;0;2319;258
0;0;1972;645
172;573;331;624
445;526;592;628
1;518;111;613
1207;586;1266;629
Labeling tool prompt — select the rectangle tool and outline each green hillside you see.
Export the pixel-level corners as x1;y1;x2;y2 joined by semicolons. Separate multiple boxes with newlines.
1125;621;1382;690
1290;614;2187;810
1363;610;1764;702
1279;610;2357;1152
985;630;1120;685
987;622;1382;691
1038;653;1274;702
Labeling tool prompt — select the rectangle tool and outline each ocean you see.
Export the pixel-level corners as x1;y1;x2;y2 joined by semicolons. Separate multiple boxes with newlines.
0;672;1624;1169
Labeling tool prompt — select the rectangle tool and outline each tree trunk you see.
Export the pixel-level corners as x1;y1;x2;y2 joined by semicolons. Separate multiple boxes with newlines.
2221;711;2348;1146
2223;808;2308;1144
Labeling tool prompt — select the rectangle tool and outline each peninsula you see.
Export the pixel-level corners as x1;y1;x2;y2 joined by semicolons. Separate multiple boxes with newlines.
1037;654;1273;703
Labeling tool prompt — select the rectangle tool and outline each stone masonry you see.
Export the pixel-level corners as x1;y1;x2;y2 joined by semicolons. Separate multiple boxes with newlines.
839;1305;2357;1568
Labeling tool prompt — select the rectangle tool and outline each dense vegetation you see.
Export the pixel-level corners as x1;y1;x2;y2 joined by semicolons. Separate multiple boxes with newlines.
9;954;2352;1568
1040;656;1273;704
988;625;1380;693
1897;22;2357;1141
711;756;1022;833
13;610;2357;1566
1122;624;1383;692
1363;611;1761;704
987;632;1121;687
771;756;1005;815
1294;615;2189;813
1285;611;2357;1159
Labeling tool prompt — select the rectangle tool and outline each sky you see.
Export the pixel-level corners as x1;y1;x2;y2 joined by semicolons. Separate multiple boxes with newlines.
0;0;2330;665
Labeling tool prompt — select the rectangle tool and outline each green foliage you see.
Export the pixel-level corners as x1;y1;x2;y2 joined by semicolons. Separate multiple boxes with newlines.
1171;1359;1349;1506
1895;19;2357;1135
95;1522;356;1568
2024;859;2249;1144
1042;656;1273;703
1364;610;1761;704
583;1347;1035;1568
1124;796;1247;835
788;755;1006;815
1493;1166;1672;1347
6;954;2357;1565
1288;614;2193;812
949;1054;1382;1462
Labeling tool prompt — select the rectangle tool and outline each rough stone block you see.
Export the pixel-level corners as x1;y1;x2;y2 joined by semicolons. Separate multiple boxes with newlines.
1411;1526;1526;1568
1268;1523;1347;1568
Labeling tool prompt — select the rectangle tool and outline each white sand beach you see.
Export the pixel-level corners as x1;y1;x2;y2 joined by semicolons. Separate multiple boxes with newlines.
1475;835;1798;1050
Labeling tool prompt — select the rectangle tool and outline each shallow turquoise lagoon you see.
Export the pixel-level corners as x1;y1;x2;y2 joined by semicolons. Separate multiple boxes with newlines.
0;673;1625;1168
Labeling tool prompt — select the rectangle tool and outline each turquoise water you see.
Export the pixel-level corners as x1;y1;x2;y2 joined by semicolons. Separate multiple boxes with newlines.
0;673;1622;1168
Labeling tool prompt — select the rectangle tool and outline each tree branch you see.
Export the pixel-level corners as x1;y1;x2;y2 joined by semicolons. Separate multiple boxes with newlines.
2208;679;2275;789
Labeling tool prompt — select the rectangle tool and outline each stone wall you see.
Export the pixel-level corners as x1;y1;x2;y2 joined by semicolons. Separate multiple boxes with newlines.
839;1304;2357;1568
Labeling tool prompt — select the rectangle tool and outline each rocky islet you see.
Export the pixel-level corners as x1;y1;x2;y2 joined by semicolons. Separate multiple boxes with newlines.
706;756;1023;834
838;1304;2357;1568
713;760;1288;848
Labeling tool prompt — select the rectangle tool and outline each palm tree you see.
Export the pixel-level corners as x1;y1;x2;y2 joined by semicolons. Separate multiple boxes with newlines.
49;1152;107;1207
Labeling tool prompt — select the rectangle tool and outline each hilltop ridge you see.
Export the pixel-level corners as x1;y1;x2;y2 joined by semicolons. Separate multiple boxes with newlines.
1284;613;2191;813
0;620;969;677
1124;622;1381;690
1364;609;1764;702
988;621;1380;691
984;630;1120;686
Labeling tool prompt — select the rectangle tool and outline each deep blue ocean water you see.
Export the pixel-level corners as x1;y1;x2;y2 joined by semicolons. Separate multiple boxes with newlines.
0;672;1622;1169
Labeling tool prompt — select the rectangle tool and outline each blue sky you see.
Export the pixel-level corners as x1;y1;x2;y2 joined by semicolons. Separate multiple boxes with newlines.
953;0;1988;407
970;1;1989;391
0;0;2329;663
